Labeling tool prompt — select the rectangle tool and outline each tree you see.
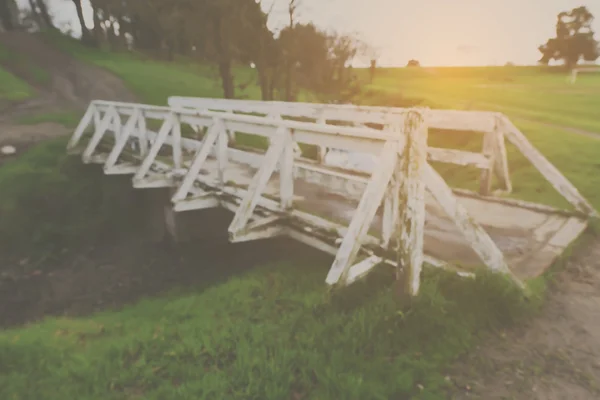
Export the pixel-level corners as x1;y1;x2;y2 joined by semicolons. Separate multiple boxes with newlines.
539;6;599;69
70;0;92;43
406;59;420;67
0;0;20;31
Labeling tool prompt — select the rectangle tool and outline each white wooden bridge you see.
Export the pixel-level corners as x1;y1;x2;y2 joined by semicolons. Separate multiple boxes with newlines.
66;97;596;295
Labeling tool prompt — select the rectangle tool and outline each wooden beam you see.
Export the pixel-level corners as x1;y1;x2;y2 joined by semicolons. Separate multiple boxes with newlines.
502;116;597;217
81;106;115;163
230;215;283;243
132;113;175;186
325;139;399;285
171;119;223;203
228;128;288;238
479;130;495;195
279;129;295;210
493;116;512;193
395;111;427;296
423;162;524;288
67;104;95;151
428;147;491;169
103;108;140;174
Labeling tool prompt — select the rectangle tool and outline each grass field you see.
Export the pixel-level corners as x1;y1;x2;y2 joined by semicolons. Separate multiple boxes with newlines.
1;34;600;399
364;66;600;133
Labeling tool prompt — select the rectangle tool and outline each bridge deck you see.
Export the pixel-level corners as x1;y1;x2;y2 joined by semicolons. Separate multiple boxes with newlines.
174;155;585;280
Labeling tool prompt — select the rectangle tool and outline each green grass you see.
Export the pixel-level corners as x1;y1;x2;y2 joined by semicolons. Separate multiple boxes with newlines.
0;43;50;87
0;66;32;100
362;66;600;132
49;34;261;105
16;110;82;128
2;34;600;399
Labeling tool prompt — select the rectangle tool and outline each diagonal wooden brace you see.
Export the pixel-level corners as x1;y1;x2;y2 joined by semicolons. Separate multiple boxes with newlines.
171;118;224;203
82;105;118;163
103;108;141;174
132;113;175;186
228;127;288;238
325;139;400;286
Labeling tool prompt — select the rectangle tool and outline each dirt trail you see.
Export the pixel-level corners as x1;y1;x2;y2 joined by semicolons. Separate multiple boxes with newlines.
0;32;136;159
0;32;135;117
449;233;600;399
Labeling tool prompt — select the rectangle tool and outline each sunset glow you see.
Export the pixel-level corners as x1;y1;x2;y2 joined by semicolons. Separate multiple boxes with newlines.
19;0;600;67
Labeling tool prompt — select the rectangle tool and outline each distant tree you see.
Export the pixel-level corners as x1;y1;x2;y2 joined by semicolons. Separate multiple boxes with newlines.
538;6;599;70
406;59;420;67
0;0;20;31
369;59;377;83
70;0;92;44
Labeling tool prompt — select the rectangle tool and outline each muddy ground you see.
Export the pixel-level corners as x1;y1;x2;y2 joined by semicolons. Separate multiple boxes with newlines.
1;32;599;399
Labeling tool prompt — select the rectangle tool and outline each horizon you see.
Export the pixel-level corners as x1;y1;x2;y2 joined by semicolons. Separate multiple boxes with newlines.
21;0;600;68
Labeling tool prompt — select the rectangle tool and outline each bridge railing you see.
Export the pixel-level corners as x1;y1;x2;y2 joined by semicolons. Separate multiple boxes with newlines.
67;99;529;295
167;96;597;218
168;96;512;197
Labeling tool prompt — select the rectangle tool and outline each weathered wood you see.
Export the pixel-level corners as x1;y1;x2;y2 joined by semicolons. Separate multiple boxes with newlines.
279;129;295;210
502;116;597;217
345;256;383;285
171;119;223;203
325;140;399;285
493;116;512;192
132;113;175;186
479;130;495;195
69;98;597;294
67;104;95;151
230;216;283;243
423;162;524;288
104;108;140;174
428;148;490;169
228;128;287;238
171;114;182;169
217;122;229;189
82;106;115;163
396;111;427;296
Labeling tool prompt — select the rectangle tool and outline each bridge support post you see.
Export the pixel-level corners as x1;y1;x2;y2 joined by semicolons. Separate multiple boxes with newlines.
396;111;428;297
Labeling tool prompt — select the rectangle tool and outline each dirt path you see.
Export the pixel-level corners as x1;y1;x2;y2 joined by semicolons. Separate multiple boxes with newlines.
449;233;600;399
0;32;137;162
0;32;136;114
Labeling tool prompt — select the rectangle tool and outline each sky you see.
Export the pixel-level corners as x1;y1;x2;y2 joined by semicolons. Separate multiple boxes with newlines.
20;0;600;67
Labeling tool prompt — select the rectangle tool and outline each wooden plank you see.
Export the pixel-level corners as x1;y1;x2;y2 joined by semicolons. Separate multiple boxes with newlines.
173;196;219;212
396;111;427;296
428;148;490;169
345;256;383;285
479;130;495;195
279;129;295;210
171;114;182;169
67;104;95;151
132;113;175;185
230;216;283;243
494;116;512;192
103;108;140;173
325;139;399;285
171;119;223;203
228;128;287;237
502;116;597;217
217;122;229;189
81;106;115;163
422;162;524;288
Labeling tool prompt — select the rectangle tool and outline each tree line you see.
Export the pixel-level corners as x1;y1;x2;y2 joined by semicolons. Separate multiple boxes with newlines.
1;0;377;103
